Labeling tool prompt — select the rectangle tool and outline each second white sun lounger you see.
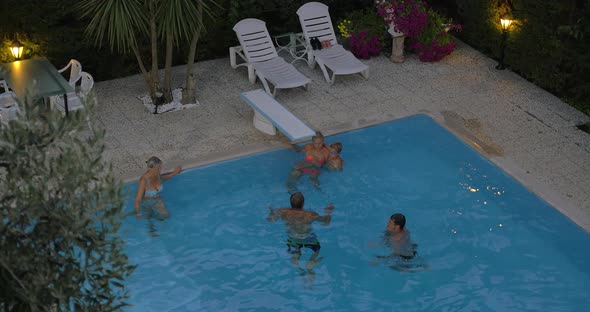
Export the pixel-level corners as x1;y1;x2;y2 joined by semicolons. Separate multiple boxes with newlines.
240;89;315;142
233;19;311;96
296;2;369;84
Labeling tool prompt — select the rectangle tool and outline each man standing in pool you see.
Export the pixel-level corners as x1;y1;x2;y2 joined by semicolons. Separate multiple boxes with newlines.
383;213;416;259
374;213;427;272
267;192;334;273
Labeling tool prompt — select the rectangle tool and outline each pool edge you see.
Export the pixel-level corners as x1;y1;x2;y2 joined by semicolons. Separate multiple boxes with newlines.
120;111;590;233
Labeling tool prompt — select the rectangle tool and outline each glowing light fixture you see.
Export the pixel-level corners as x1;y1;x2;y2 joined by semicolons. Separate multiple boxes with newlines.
496;14;514;70
500;16;513;30
9;40;24;60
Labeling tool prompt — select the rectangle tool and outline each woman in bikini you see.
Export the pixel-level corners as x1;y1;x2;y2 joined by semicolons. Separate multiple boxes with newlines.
134;156;182;220
285;133;330;191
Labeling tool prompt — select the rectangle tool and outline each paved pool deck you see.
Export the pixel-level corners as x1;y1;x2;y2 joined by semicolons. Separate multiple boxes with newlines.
94;40;590;232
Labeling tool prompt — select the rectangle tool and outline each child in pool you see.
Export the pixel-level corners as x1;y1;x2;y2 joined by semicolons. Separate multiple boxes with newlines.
326;142;343;171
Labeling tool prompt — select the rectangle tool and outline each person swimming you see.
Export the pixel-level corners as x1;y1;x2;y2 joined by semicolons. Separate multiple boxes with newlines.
326;142;343;171
373;213;428;272
267;192;334;287
285;133;330;192
134;156;182;221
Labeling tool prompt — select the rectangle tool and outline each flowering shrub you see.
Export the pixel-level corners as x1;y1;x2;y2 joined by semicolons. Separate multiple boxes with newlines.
348;31;381;60
409;9;462;62
337;19;353;39
375;0;428;39
375;0;462;62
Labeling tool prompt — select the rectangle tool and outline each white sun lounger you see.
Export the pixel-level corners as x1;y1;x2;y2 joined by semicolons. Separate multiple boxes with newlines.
296;2;369;84
233;19;311;96
240;89;315;141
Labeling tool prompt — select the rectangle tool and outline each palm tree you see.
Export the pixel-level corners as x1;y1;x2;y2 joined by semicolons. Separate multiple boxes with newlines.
182;0;207;104
78;0;213;108
159;0;202;103
78;0;157;98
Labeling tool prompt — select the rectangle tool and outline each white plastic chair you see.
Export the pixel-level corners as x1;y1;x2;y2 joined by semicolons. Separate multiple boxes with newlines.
296;2;369;84
58;59;83;86
0;80;20;124
51;71;94;113
233;18;311;96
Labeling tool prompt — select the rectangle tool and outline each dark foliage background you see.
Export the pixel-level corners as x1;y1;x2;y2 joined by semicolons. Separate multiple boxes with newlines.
0;0;588;114
0;0;370;81
428;0;590;115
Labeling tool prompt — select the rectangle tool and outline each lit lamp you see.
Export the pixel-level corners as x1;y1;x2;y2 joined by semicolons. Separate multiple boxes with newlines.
9;40;24;60
496;15;513;70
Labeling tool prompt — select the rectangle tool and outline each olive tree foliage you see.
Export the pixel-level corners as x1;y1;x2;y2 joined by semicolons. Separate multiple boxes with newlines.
0;93;135;311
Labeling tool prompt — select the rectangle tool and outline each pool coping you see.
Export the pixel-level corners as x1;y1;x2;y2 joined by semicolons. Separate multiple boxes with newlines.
121;111;590;234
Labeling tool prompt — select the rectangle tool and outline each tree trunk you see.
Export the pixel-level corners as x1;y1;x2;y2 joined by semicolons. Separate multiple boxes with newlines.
163;32;173;104
182;0;203;104
131;45;155;97
182;31;200;104
149;0;160;100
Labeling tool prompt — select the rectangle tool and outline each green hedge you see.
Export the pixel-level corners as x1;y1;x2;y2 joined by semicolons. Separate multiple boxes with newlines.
0;0;369;82
3;0;585;116
438;0;590;116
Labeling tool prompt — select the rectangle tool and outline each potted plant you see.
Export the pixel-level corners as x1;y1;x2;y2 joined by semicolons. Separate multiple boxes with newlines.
375;0;428;62
375;0;461;63
375;0;429;39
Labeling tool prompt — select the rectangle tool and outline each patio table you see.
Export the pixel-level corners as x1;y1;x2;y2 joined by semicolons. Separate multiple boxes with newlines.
273;32;308;64
0;57;74;116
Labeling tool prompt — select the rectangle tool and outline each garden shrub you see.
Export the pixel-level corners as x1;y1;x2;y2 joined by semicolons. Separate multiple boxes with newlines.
376;0;461;62
0;93;135;310
337;8;387;59
0;0;368;82
451;0;590;115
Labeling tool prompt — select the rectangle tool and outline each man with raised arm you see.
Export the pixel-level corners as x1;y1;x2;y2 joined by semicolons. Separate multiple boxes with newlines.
267;192;334;272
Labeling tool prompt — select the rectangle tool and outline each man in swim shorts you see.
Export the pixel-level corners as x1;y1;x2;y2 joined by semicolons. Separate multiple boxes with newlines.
267;192;334;271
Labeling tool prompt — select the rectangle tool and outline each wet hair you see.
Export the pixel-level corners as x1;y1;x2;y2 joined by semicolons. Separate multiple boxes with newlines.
290;192;304;209
390;213;406;229
330;142;343;153
146;156;162;168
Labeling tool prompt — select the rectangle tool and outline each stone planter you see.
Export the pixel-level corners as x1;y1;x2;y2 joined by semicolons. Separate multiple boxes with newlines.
388;24;405;63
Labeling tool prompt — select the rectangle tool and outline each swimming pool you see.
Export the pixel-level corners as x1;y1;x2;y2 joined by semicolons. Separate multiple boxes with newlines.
123;114;590;311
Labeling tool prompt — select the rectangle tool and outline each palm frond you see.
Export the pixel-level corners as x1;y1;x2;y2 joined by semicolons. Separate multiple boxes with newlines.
159;0;219;43
77;0;147;53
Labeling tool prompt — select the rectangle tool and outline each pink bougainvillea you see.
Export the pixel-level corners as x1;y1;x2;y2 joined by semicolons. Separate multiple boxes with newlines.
375;0;429;39
375;0;462;62
348;31;381;60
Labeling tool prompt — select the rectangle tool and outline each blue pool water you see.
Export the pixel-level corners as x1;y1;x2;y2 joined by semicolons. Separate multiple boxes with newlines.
123;115;590;311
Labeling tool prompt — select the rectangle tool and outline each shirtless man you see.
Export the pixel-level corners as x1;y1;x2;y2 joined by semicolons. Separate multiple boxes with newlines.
285;133;330;192
373;213;427;272
383;213;416;260
267;192;334;272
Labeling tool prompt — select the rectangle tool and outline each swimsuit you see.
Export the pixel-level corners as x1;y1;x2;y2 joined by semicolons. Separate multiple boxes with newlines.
141;176;169;219
298;155;325;176
144;176;163;198
287;233;321;253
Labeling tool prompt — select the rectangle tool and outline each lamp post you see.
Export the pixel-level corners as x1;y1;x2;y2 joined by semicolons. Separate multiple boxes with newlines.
9;40;24;60
496;15;513;70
